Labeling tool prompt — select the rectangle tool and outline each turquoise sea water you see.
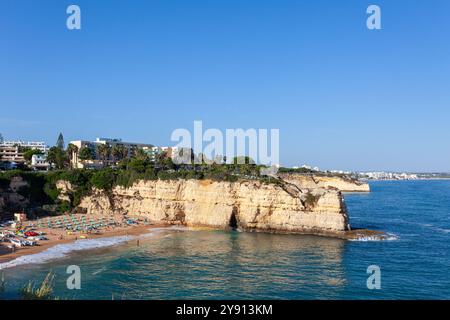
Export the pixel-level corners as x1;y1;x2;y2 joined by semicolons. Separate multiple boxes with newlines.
1;180;450;299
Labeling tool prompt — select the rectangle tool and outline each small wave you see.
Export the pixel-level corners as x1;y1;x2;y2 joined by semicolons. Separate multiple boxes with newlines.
92;266;108;275
434;228;450;234
349;233;399;242
412;223;450;234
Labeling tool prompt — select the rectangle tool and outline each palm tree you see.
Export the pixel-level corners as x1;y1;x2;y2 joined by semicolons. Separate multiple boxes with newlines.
66;143;79;169
112;144;128;163
96;144;111;166
134;148;148;161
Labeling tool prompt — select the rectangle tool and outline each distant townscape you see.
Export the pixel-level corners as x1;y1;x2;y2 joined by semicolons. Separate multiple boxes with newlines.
0;133;180;171
288;164;450;181
1;133;449;179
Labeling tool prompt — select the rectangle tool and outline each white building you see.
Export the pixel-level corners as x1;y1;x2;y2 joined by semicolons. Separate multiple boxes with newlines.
0;141;49;153
0;140;49;164
31;154;50;171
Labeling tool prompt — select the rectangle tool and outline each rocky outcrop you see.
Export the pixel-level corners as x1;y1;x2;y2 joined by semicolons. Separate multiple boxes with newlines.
0;177;29;220
278;173;370;192
76;179;351;234
55;180;73;203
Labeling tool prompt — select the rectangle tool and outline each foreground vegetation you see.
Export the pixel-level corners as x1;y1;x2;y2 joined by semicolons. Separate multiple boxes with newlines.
20;272;56;300
0;272;59;300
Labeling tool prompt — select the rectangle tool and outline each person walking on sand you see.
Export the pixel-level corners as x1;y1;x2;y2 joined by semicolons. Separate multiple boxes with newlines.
137;239;140;247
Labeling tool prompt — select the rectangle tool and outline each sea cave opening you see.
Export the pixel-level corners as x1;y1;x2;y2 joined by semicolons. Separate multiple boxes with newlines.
229;208;238;230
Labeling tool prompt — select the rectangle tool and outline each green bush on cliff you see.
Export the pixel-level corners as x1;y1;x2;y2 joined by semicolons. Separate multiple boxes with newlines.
43;183;60;202
90;168;117;190
114;167;158;188
278;167;315;174
57;201;72;213
126;158;147;173
157;170;180;180
304;192;320;208
115;170;140;188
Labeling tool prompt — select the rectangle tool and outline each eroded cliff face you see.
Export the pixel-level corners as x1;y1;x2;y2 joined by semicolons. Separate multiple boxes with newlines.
0;177;29;220
278;173;370;192
75;179;350;233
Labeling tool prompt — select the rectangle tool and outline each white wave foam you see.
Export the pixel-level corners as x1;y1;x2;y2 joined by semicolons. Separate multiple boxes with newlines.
349;233;399;242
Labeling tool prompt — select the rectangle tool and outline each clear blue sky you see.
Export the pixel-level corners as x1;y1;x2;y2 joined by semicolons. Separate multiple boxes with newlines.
1;0;449;172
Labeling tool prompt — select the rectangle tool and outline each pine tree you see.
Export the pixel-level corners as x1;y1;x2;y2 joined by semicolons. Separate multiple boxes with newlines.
56;133;64;149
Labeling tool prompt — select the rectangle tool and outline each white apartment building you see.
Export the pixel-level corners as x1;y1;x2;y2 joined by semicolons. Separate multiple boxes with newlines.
0;140;49;163
0;141;49;153
31;154;50;170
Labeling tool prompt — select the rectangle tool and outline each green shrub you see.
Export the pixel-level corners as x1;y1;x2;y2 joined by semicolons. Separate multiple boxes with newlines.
90;168;117;190
127;158;146;173
72;185;91;207
157;171;179;180
43;183;60;202
304;192;320;208
143;167;157;180
57;201;71;213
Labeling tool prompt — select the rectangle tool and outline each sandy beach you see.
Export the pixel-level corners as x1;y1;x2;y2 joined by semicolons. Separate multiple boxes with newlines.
0;214;171;265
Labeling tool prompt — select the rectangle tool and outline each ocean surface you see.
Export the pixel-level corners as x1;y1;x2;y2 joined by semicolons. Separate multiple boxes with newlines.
1;180;450;300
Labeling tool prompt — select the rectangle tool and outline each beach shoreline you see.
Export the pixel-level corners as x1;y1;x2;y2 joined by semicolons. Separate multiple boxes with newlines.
1;222;391;268
0;222;170;266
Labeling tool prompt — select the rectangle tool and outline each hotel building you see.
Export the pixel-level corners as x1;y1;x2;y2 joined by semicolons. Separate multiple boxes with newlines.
69;137;154;169
0;141;49;164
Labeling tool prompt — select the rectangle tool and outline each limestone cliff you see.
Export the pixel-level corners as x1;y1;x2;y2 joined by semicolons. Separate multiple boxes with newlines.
0;174;382;239
278;173;370;192
0;177;29;220
76;179;350;233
